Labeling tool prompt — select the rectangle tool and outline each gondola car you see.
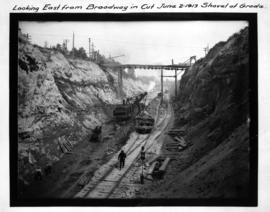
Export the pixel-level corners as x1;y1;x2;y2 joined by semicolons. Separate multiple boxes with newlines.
135;111;155;134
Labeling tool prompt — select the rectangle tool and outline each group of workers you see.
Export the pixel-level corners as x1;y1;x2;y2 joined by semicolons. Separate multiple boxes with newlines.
122;97;132;105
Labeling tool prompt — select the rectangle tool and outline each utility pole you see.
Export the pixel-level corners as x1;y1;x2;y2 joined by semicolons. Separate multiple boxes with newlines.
72;32;75;58
63;39;69;50
91;43;95;60
204;45;209;56
175;69;177;97
44;41;48;48
26;33;31;42
88;38;91;58
203;47;207;56
97;50;100;63
118;68;123;98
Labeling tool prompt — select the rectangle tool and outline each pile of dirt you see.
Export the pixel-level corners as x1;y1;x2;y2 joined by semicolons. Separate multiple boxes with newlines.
139;27;250;199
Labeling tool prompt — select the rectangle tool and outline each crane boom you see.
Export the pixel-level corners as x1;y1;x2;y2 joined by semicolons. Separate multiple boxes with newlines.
111;54;125;59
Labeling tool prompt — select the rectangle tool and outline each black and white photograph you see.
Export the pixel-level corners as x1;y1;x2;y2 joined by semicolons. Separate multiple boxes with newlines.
9;13;257;206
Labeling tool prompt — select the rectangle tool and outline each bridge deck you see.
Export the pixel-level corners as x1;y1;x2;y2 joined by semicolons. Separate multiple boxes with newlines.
105;64;190;70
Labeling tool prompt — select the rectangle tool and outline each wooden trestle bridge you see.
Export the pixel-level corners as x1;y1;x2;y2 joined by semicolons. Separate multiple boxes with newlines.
104;56;196;100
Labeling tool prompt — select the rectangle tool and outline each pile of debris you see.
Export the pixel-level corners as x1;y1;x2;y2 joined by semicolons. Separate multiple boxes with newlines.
58;136;73;153
145;156;171;180
165;128;192;151
167;128;186;137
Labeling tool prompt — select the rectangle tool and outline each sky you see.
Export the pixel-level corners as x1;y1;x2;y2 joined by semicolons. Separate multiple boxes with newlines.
19;21;248;78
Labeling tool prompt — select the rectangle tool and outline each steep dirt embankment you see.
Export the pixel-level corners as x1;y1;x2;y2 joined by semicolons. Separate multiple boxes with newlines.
17;38;148;187
177;28;249;132
141;27;250;199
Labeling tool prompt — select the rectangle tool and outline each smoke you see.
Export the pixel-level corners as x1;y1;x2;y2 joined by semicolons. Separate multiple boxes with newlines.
147;81;156;91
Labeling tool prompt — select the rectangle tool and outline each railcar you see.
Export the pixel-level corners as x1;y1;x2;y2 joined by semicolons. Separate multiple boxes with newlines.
135;111;155;134
113;104;133;121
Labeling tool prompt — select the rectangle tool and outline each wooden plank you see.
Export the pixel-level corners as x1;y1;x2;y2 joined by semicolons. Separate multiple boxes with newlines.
148;161;158;175
178;146;184;150
147;155;159;166
168;131;185;134
168;129;186;133
169;129;185;132
159;157;170;172
179;136;185;142
167;131;185;135
174;137;187;147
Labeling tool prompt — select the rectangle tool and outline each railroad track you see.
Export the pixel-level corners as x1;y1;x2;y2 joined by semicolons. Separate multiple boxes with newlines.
74;133;150;198
74;97;172;199
108;102;173;198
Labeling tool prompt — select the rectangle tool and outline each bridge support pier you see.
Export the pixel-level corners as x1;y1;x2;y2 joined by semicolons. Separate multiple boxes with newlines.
109;61;193;102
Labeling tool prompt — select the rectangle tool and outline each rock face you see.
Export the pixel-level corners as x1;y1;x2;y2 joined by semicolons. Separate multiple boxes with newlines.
17;37;148;182
142;27;251;199
176;27;249;142
173;27;250;198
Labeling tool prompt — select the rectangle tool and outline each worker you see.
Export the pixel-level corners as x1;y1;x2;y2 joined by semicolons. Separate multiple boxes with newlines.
140;146;146;184
118;150;126;170
93;126;98;134
18;177;28;196
98;125;102;134
44;163;52;176
90;125;101;142
34;167;42;181
154;161;161;171
94;125;102;134
140;146;146;166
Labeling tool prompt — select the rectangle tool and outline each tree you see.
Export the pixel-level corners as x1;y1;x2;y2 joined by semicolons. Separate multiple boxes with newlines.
52;43;69;56
56;44;62;52
77;47;87;59
70;47;87;59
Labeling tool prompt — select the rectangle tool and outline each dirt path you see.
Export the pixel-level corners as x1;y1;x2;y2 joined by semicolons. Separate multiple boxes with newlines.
75;96;173;198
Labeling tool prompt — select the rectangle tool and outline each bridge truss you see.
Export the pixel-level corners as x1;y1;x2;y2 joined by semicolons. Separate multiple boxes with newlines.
104;56;196;100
